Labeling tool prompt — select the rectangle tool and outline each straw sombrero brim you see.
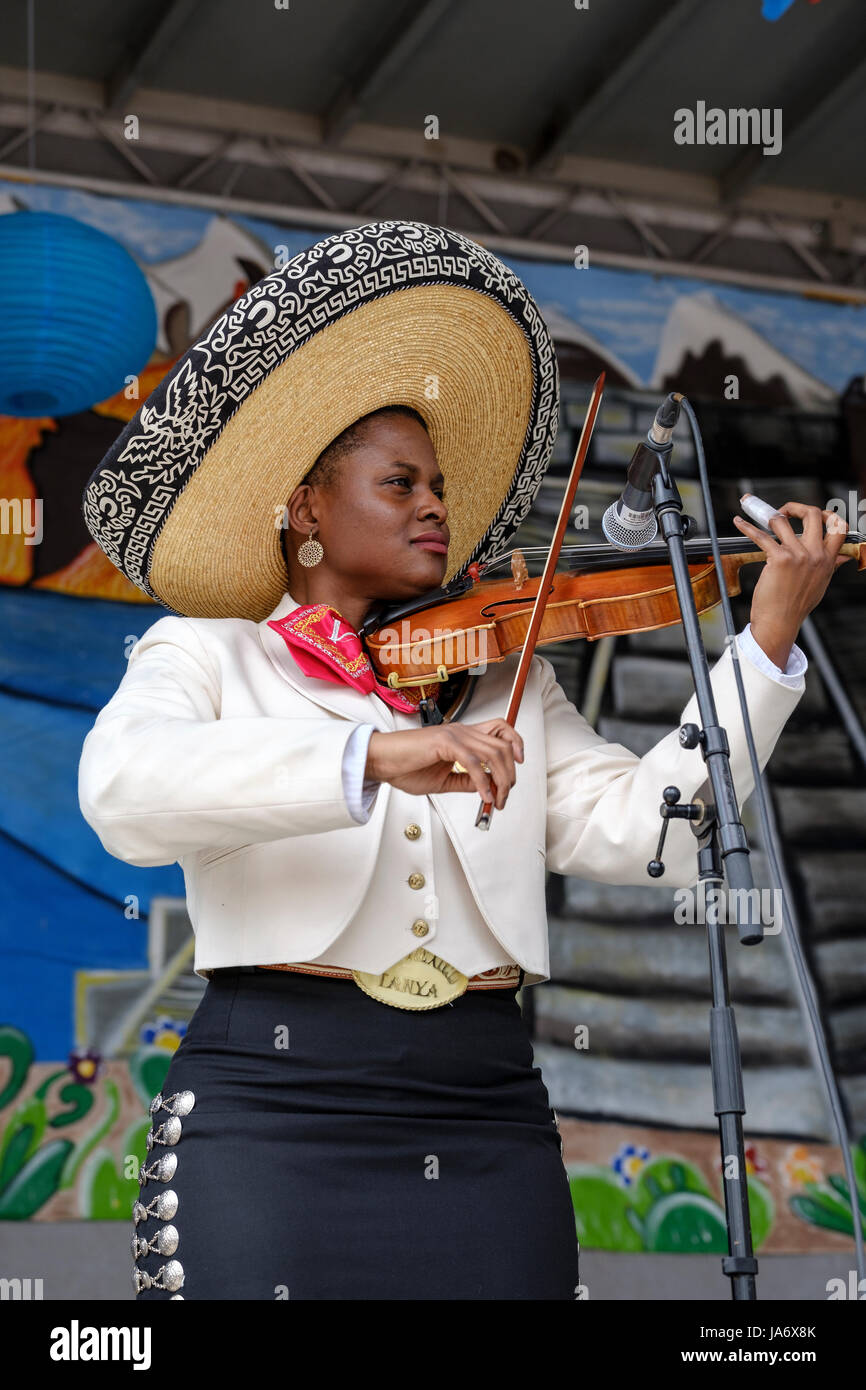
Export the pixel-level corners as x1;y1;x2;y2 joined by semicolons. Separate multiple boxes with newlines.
83;221;559;621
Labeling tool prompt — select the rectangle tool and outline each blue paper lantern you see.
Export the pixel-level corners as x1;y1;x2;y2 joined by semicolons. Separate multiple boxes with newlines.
0;210;157;417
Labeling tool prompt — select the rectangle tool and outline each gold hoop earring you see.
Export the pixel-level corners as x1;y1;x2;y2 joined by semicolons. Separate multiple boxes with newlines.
297;525;324;568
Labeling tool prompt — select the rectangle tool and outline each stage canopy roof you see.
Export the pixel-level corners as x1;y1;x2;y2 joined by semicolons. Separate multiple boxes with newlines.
1;0;865;298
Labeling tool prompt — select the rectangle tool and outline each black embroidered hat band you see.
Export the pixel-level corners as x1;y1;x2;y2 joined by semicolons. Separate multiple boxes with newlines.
82;219;560;622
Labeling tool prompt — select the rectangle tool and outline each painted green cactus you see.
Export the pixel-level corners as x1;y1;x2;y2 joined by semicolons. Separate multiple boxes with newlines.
789;1137;866;1239
77;1047;172;1219
78;1116;154;1219
0;1025;172;1219
568;1154;774;1253
0;1026;91;1219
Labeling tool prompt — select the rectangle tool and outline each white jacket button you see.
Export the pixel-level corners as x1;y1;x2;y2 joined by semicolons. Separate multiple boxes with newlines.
404;823;422;840
408;873;425;890
411;919;430;937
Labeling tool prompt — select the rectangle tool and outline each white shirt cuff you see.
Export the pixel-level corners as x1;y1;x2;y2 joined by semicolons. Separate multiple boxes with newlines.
342;723;380;824
736;622;808;689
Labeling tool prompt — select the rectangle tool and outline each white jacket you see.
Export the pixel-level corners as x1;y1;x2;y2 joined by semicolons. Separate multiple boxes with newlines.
77;589;806;983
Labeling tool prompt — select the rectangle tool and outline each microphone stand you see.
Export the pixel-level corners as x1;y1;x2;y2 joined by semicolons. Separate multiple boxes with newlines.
646;449;762;1302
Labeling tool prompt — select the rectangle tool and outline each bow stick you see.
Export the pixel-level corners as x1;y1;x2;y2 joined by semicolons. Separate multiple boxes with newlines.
475;371;606;830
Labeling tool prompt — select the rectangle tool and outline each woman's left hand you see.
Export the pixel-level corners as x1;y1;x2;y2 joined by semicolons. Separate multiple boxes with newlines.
732;500;851;670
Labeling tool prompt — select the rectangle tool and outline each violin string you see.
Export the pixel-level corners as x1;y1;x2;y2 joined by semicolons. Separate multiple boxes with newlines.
480;536;759;575
482;526;861;578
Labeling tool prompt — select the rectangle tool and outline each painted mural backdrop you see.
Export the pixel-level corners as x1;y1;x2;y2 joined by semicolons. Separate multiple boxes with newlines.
1;178;863;1249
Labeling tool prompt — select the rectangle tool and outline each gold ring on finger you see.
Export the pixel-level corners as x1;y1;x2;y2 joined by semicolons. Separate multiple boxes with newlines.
452;760;492;775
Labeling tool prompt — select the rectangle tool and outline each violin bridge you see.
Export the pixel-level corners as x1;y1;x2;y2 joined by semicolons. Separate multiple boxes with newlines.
511;549;529;590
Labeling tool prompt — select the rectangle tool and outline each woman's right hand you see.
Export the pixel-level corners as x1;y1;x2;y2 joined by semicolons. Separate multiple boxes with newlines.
365;720;524;810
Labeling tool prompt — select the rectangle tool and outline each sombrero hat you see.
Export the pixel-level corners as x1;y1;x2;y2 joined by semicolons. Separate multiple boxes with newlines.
82;219;559;622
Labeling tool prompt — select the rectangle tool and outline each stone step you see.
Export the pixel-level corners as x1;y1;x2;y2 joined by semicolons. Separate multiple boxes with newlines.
818;597;866;629
826;1004;866;1072
533;985;809;1065
794;853;866;938
760;723;860;785
814;564;866;616
547;917;796;1004
611;654;828;721
535;985;866;1075
598;713;861;786
533;1043;852;1138
813;937;866;1006
560;876;678;925
772;786;866;844
598;715;675;757
716;477;830;513
559;852;772;924
804;609;866;727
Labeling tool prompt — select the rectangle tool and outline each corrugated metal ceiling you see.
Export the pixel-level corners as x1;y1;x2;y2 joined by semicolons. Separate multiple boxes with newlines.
1;0;864;291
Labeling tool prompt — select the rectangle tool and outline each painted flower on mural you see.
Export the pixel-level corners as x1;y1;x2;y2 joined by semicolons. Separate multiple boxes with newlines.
782;1144;824;1189
67;1047;103;1086
712;1142;769;1180
140;1017;188;1050
612;1142;651;1187
744;1143;769;1178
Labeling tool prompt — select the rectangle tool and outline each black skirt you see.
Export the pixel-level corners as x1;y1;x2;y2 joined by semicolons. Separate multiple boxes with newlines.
132;965;580;1301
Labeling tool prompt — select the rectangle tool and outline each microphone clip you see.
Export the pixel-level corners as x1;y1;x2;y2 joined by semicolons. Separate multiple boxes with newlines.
647;784;707;878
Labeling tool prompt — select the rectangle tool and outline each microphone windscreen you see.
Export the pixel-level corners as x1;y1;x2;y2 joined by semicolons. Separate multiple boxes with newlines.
601;503;659;551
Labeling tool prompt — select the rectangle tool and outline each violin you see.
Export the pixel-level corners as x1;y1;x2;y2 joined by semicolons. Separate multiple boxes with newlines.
362;371;863;829
363;533;865;690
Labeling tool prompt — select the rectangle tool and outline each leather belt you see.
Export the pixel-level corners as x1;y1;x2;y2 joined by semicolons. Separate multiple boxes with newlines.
256;960;522;991
244;948;523;1011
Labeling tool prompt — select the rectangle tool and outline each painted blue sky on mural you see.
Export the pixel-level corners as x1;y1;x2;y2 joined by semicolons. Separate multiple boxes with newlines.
2;179;863;396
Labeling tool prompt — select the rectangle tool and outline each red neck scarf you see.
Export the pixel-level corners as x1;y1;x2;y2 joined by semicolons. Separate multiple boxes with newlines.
267;604;439;715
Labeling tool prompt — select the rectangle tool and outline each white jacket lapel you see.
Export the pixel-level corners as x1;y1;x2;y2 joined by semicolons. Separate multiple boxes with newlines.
256;590;398;732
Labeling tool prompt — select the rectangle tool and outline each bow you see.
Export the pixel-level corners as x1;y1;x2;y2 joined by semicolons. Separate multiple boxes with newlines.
476;372;606;829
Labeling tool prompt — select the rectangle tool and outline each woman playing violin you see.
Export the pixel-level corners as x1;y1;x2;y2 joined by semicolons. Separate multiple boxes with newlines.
78;221;849;1302
291;406;849;808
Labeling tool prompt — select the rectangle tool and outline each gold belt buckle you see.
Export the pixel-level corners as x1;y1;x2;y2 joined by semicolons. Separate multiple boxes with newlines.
352;947;469;1011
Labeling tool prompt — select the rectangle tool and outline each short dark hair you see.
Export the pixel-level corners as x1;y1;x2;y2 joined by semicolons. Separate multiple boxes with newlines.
303;404;429;489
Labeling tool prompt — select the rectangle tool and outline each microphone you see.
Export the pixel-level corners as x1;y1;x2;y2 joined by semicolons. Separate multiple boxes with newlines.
601;393;683;550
